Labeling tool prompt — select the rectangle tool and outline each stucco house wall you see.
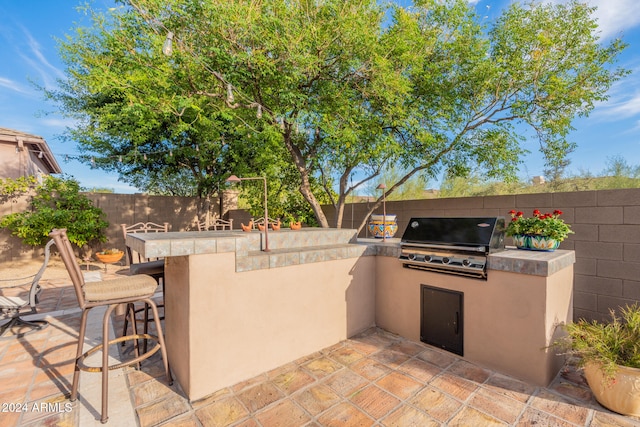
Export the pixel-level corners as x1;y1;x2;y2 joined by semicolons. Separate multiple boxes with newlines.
0;128;61;180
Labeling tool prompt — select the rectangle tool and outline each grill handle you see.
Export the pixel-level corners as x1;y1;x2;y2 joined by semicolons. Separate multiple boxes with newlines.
454;312;459;335
402;242;487;253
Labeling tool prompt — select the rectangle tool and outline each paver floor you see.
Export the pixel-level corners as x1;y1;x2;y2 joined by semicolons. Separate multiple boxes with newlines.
1;264;640;426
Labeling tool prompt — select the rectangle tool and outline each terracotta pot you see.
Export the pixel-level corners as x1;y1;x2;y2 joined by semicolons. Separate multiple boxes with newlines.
584;362;640;417
95;251;124;264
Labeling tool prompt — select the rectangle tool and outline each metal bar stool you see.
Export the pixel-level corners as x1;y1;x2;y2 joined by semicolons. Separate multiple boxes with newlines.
49;229;172;423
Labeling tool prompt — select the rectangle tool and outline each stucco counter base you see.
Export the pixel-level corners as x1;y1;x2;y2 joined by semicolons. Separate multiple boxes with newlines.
375;247;575;387
164;252;375;401
128;230;575;399
130;229;377;402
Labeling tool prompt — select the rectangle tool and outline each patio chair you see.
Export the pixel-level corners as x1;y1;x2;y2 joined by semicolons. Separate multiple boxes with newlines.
253;217;278;230
120;221;168;280
120;222;169;350
197;217;234;231
49;228;171;424
0;240;53;338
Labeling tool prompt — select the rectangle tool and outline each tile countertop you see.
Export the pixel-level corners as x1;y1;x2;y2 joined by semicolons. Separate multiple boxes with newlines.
487;247;575;277
126;231;574;277
364;239;575;277
125;228;375;272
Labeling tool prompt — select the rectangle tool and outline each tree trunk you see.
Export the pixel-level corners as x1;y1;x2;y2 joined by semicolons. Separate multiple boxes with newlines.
356;199;383;235
334;202;345;229
282;131;330;228
299;179;329;227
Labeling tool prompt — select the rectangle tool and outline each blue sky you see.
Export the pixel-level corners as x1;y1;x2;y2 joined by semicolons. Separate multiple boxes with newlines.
1;0;639;193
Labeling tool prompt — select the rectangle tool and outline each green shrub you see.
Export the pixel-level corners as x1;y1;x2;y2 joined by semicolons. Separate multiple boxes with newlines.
559;304;640;379
0;175;108;247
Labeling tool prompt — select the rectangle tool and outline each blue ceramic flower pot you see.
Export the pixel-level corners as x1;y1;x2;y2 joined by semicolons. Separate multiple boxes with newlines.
513;234;560;251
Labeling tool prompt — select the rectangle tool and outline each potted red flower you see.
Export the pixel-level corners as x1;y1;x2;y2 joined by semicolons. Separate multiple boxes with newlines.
506;209;573;251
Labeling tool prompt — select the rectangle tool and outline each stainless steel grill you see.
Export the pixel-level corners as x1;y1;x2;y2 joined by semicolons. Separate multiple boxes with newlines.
398;217;505;279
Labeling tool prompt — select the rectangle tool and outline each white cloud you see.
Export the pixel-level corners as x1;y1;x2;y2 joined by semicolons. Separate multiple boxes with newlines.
545;0;640;40
17;24;65;90
602;93;640;118
0;76;31;94
592;59;640;120
588;0;640;40
41;117;76;130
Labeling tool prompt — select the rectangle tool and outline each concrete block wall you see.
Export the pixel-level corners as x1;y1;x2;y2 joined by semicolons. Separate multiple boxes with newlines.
324;188;640;323
2;187;639;322
85;193;213;253
0;192;226;263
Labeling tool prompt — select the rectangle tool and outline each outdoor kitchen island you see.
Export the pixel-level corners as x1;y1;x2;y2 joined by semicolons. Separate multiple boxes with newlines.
375;242;575;388
126;229;574;401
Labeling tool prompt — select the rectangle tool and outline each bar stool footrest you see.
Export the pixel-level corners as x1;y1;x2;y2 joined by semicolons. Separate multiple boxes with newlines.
77;333;161;372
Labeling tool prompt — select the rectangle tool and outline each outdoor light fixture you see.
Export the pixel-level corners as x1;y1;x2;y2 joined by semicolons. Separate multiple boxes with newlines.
162;31;174;56
377;183;387;243
226;174;270;251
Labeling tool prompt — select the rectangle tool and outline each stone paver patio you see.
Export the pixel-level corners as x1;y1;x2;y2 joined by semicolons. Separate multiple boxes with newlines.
1;264;639;426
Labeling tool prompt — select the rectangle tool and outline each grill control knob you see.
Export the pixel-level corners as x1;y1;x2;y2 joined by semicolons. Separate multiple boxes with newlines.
424;255;432;262
442;257;451;264
407;253;417;261
462;259;471;267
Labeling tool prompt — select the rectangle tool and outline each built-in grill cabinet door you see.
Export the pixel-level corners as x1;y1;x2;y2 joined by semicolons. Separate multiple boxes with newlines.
421;285;463;356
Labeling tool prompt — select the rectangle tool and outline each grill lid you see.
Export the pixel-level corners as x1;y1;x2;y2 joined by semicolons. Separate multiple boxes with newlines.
400;217;505;251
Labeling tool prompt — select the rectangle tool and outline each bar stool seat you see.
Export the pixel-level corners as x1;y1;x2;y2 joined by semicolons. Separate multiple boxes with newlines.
84;275;158;301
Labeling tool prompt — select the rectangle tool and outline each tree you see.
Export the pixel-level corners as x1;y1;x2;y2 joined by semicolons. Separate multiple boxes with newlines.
48;0;627;232
603;155;640;179
0;176;108;248
597;155;640;189
47;0;329;219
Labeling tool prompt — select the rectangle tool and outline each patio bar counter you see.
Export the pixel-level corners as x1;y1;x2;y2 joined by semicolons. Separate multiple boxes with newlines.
126;229;377;401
